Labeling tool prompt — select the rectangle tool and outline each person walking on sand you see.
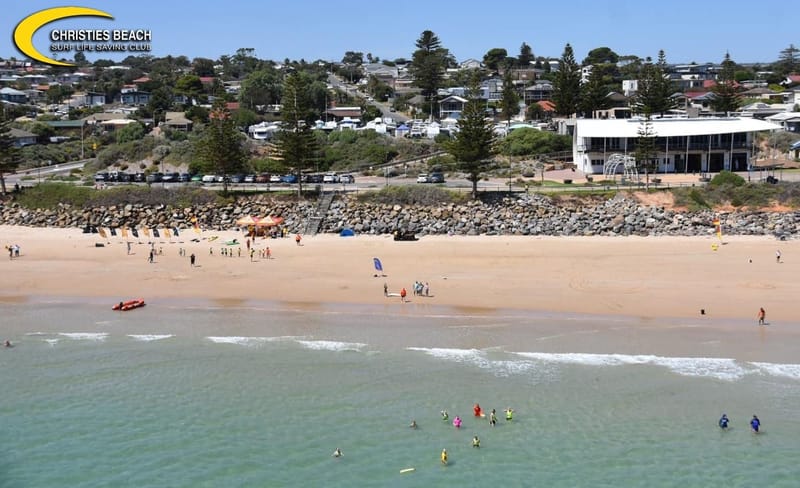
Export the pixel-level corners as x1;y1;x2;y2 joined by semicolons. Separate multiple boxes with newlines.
400;287;407;303
190;253;196;267
266;247;271;260
758;307;766;326
776;249;781;263
383;282;388;297
148;249;154;263
295;234;302;246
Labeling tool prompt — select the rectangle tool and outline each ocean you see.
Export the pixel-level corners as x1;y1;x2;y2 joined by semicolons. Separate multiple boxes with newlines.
2;299;799;487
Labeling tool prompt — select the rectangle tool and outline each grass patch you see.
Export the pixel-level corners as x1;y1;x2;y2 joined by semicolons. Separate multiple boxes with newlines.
356;184;468;205
14;183;221;210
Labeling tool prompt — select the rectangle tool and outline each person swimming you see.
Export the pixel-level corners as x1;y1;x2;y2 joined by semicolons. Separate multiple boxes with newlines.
505;407;514;421
489;409;497;426
472;435;480;448
718;414;729;429
409;420;417;429
441;410;449;421
4;340;11;348
332;448;343;457
441;448;448;465
453;416;462;428
473;403;482;417
750;415;761;433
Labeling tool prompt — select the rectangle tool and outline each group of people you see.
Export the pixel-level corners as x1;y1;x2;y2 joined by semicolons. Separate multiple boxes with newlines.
441;405;514;428
412;281;430;297
719;413;761;433
6;244;20;259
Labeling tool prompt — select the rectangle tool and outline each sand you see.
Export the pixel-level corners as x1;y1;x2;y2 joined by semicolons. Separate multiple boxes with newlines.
1;225;798;325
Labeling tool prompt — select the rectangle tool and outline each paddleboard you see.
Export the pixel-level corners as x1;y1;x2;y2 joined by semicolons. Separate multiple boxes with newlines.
400;468;415;474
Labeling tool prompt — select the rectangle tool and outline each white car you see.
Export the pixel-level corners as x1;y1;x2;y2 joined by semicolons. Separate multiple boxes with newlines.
416;174;429;183
269;175;282;183
201;175;216;183
322;173;339;183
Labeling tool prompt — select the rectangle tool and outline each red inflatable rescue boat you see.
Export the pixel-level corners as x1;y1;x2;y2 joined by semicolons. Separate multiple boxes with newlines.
113;299;146;311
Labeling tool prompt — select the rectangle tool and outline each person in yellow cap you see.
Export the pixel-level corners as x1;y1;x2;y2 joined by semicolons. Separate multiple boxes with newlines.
472;436;480;448
440;448;448;465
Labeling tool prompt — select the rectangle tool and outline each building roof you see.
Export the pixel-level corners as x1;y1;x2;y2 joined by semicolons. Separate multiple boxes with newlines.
9;128;36;138
576;117;780;138
0;87;26;95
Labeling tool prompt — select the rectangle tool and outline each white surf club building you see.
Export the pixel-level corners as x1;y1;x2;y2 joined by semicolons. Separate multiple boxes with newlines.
573;117;780;175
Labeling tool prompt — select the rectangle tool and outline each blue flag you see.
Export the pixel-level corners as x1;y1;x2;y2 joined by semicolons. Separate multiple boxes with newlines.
373;258;383;272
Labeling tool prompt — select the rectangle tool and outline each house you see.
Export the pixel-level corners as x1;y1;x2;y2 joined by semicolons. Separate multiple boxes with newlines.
523;80;553;102
739;102;785;119
325;106;362;122
765;112;800;132
362;64;398;88
119;90;151;106
69;91;106;107
459;58;482;70
481;78;503;102
593;92;632;120
0;87;28;104
573;116;780;175
164;112;193;132
438;95;467;120
9;128;37;147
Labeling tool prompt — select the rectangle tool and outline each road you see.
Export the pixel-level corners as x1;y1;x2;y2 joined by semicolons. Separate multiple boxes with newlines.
6;160;90;187
327;74;410;123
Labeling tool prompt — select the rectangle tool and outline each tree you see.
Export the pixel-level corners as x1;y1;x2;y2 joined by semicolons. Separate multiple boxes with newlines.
197;103;248;195
551;43;581;117
0;114;22;194
634;114;658;188
73;51;88;66
633;51;676;116
192;57;216;77
499;71;520;123
582;47;619;66
239;67;282;110
710;52;742;115
777;44;799;74
518;43;533;67
443;72;497;199
274;72;318;195
341;51;364;66
409;30;450;118
115;122;146;143
483;48;509;72
174;74;204;104
579;67;611;118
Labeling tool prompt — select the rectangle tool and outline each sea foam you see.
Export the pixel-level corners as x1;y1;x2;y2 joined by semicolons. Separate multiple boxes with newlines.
58;332;109;341
127;334;174;342
514;352;749;381
751;362;800;380
206;336;270;347
295;340;367;352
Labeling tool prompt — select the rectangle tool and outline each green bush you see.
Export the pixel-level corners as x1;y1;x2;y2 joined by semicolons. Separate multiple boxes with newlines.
709;170;745;187
499;128;571;157
14;183;219;210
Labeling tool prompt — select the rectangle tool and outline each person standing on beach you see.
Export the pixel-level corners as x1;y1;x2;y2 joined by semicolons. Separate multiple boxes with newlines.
295;234;302;246
400;287;407;303
383;282;388;297
127;242;131;255
776;250;781;263
148;250;154;263
758;307;766;325
266;247;271;259
190;253;196;267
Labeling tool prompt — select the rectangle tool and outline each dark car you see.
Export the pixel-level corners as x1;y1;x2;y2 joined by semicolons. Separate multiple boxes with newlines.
304;174;324;184
255;173;270;183
146;172;163;183
281;174;297;184
161;172;176;183
117;172;132;183
94;172;109;182
244;174;256;183
134;172;146;182
429;172;445;183
178;173;191;182
229;174;245;184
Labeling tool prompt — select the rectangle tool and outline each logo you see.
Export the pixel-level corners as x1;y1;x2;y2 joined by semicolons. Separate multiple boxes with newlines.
14;6;151;67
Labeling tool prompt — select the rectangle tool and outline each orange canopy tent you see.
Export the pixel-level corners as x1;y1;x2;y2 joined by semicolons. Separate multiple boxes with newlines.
255;216;284;227
235;215;258;226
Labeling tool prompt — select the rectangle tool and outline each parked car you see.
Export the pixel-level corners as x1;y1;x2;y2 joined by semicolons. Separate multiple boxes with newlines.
281;174;297;184
416;173;429;183
94;172;109;182
305;174;324;184
146;173;163;183
201;174;217;183
179;173;191;182
229;174;245;184
255;173;270;183
269;175;282;183
339;174;355;184
190;174;203;182
244;174;256;183
117;172;132;183
322;173;339;184
134;172;146;182
161;172;176;183
428;172;445;183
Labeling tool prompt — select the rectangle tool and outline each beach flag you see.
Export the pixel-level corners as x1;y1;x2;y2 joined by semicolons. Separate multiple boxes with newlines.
110;228;117;237
153;228;160;238
98;228;107;239
121;227;128;238
192;217;201;235
163;228;172;239
373;257;383;273
143;228;150;238
131;228;139;238
713;217;722;241
172;227;180;237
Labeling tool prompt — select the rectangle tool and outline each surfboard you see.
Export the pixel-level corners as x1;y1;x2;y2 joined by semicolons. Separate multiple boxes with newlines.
400;468;415;474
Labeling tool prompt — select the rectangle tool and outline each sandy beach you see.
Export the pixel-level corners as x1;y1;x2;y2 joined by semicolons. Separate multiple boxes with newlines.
1;225;798;325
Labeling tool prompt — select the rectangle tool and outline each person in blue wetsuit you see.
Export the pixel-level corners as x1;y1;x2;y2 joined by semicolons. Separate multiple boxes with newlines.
718;414;729;429
750;415;761;433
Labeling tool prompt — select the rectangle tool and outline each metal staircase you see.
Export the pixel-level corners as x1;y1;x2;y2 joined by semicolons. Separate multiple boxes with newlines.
304;191;335;235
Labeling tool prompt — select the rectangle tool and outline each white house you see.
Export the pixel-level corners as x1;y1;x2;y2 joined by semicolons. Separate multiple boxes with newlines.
573;117;780;175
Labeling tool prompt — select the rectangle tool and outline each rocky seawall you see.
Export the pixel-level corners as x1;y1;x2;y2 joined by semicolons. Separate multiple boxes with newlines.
1;194;797;238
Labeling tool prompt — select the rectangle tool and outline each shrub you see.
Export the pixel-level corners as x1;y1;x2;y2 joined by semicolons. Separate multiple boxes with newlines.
356;185;467;205
709;170;745;187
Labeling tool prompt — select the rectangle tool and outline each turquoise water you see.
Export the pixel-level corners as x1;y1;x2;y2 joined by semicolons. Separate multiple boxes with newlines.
2;301;799;487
